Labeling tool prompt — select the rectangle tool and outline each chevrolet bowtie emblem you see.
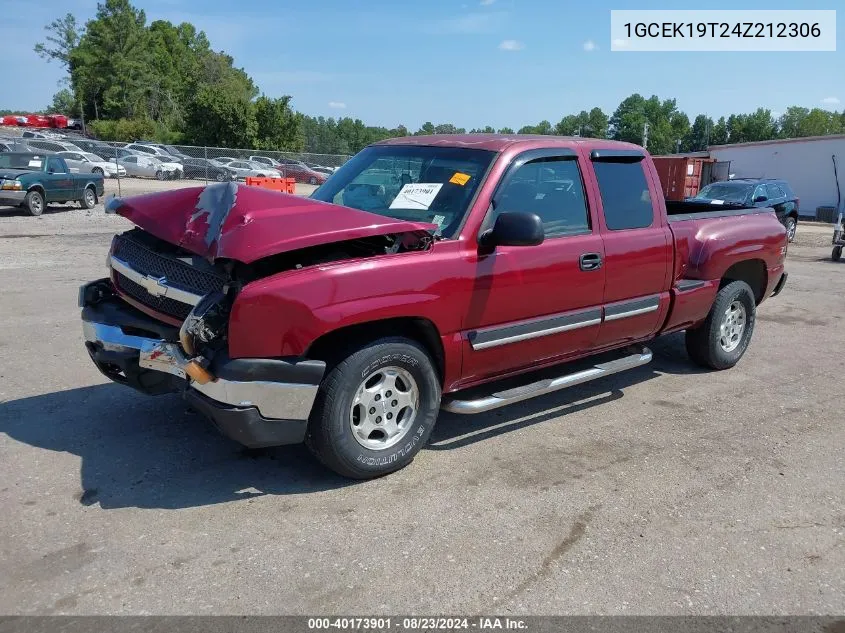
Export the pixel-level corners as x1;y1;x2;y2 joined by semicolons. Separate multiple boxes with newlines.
140;274;169;298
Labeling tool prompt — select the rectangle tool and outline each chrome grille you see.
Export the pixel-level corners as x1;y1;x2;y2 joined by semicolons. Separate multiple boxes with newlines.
111;232;226;320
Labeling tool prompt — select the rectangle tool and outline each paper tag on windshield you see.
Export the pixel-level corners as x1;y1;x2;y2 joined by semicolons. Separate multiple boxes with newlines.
389;183;443;210
28;160;42;168
450;172;471;186
432;214;446;227
709;199;725;205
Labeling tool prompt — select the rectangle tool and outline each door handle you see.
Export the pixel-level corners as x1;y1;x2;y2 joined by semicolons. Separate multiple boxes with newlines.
579;252;602;271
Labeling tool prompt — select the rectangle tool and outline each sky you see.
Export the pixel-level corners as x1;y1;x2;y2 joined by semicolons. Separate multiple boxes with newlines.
1;0;842;130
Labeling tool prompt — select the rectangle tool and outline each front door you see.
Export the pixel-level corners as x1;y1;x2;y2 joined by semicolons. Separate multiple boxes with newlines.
461;150;606;384
45;156;74;202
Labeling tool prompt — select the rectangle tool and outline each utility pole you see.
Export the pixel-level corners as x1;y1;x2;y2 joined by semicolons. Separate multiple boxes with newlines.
642;121;649;149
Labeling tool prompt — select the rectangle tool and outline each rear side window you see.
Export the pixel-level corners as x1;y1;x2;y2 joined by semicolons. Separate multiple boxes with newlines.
766;184;786;199
593;161;653;230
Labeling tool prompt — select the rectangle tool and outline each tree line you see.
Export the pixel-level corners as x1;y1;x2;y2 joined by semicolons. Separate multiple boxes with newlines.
31;0;845;156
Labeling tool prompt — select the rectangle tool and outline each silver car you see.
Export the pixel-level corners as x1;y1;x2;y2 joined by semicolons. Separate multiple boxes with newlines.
56;151;126;178
225;160;282;179
118;154;182;180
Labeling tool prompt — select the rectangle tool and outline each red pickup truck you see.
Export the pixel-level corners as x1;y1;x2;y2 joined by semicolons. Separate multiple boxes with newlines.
79;135;788;479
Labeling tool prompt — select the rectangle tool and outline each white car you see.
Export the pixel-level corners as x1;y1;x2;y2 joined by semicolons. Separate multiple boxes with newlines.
225;160;282;179
118;154;182;180
56;151;126;178
249;155;283;168
124;143;183;164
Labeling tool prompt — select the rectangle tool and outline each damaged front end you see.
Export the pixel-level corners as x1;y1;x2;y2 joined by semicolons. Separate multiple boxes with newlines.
83;182;436;448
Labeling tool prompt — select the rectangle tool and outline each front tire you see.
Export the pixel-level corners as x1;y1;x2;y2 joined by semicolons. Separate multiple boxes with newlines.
685;280;756;370
833;245;843;261
24;190;44;216
784;216;797;242
309;176;318;185
155;170;164;180
306;337;441;479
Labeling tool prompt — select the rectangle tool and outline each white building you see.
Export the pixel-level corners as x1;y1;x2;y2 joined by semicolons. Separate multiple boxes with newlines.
708;134;845;219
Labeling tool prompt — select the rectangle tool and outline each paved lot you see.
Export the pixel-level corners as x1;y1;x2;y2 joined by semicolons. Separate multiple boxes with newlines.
0;196;842;615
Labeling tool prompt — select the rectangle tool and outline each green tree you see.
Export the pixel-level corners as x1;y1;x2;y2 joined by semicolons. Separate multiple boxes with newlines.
34;13;80;81
415;122;435;135
184;84;257;148
47;89;78;115
685;114;713;151
254;95;303;151
799;108;842;136
711;116;729;145
778;106;808;139
497;127;514;134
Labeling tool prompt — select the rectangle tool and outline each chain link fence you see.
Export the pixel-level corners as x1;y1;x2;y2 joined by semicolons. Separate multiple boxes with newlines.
0;126;351;195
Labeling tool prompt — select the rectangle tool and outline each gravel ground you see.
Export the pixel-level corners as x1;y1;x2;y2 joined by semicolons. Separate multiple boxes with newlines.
0;195;842;616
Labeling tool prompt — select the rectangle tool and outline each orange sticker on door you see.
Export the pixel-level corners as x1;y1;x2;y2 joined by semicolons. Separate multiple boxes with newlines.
449;172;471;186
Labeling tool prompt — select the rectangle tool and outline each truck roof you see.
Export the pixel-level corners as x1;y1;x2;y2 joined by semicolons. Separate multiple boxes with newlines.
373;133;645;153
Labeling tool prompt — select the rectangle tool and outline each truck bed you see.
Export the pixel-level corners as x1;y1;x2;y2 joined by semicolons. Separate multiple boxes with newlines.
665;199;772;222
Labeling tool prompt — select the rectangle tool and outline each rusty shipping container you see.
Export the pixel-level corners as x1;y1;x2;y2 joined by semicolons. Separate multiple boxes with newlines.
653;156;715;201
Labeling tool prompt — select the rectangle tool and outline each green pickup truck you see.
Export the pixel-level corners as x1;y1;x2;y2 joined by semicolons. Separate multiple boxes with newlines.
0;152;105;216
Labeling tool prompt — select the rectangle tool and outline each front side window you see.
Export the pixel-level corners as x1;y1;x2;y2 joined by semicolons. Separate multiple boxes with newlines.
46;157;67;173
593;161;654;230
312;144;495;238
489;156;590;237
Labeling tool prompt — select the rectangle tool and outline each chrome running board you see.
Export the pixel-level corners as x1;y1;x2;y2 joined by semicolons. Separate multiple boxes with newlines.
441;346;653;414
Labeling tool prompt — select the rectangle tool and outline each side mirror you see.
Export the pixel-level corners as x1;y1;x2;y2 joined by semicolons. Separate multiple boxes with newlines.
754;195;768;203
478;211;544;250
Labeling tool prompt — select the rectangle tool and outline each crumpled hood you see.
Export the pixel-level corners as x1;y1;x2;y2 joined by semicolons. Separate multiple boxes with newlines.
106;182;437;264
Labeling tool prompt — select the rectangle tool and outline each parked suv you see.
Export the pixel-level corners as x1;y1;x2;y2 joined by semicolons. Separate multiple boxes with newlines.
692;178;800;242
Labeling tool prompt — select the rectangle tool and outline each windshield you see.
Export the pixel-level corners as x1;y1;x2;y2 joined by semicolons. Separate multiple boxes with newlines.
694;182;753;203
0;154;44;170
82;153;103;162
311;144;495;238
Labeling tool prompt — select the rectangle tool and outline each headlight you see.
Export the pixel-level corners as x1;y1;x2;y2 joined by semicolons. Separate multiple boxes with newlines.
1;180;22;191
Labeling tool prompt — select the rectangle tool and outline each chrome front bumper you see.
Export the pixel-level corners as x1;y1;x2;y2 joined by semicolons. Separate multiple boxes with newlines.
82;320;319;421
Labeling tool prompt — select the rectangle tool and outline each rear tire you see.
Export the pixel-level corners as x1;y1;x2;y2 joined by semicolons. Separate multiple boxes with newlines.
685;280;756;370
24;190;44;216
81;185;96;209
305;337;441;479
833;245;843;261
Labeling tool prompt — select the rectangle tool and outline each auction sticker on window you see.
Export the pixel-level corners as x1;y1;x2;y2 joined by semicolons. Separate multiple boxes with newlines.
450;172;471;186
389;183;443;210
28;160;42;168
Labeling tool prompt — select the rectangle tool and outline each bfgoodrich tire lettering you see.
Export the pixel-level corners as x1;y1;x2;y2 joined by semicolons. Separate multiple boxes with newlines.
685;280;756;370
306;337;441;479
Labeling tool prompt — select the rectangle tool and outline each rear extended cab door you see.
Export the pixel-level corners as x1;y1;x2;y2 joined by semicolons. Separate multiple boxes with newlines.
580;147;673;348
